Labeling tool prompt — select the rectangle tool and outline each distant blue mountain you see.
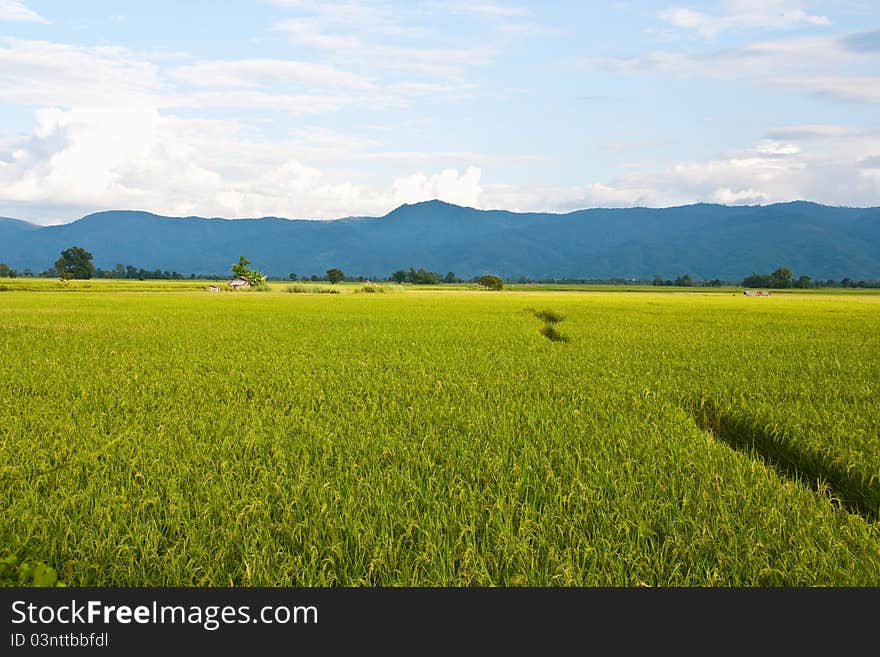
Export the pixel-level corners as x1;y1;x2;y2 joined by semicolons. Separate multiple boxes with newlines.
0;217;40;235
1;200;879;280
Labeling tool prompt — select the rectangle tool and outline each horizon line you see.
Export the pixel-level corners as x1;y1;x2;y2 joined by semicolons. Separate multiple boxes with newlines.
6;198;880;227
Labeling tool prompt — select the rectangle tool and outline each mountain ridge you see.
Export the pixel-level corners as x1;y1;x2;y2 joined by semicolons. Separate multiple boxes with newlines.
2;200;879;280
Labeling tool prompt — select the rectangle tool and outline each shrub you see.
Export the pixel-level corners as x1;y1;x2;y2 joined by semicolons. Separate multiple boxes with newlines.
477;274;504;290
284;284;339;294
355;284;391;294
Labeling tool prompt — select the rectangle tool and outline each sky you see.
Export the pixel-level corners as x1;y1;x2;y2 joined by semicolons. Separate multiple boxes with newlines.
0;0;879;224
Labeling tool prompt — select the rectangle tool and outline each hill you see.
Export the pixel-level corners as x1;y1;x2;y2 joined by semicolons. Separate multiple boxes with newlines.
1;200;879;280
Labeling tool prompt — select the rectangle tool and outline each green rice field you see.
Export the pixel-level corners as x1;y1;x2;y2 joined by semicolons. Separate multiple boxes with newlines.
1;281;879;585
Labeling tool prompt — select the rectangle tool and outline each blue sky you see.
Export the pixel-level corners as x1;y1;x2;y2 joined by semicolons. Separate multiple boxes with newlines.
1;0;879;224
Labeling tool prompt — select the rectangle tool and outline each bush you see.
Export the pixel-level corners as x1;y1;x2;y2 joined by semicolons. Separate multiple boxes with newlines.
477;274;504;290
355;284;392;294
284;284;339;294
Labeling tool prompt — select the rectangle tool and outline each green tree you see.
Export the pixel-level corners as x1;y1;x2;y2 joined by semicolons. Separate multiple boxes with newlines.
652;276;663;286
289;273;297;281
444;271;458;284
0;263;12;277
674;274;694;287
390;269;407;283
230;256;267;286
55;247;95;280
770;267;793;288
742;272;771;288
407;267;440;284
477;274;504;290
231;256;251;279
326;268;345;284
795;275;811;289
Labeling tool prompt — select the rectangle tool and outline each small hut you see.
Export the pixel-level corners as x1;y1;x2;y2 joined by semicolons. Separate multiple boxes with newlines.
227;277;251;290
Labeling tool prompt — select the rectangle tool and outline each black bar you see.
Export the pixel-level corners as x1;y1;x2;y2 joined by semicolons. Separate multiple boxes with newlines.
1;587;877;653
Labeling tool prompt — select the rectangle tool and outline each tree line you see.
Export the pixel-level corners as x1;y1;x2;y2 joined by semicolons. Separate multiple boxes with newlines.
649;268;880;289
740;267;878;289
2;249;878;289
290;267;502;289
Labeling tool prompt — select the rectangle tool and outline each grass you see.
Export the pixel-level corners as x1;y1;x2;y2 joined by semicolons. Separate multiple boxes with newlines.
1;283;878;585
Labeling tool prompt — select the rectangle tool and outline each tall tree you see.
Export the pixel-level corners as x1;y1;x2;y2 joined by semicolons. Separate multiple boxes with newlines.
770;267;793;288
326;268;345;284
55;247;95;280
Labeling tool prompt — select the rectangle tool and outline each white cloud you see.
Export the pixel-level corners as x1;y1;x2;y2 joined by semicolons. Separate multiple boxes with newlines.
0;39;391;115
166;89;359;114
1;11;878;224
447;2;531;19
587;34;852;79
169;59;373;90
0;0;47;23
479;181;676;213
271;1;500;82
755;140;801;155
775;76;880;103
0;106;490;222
3;105;880;224
659;1;830;38
764;124;857;140
481;134;880;213
583;31;880;105
275;18;495;80
0;39;161;108
391;166;483;207
270;1;427;38
710;186;770;204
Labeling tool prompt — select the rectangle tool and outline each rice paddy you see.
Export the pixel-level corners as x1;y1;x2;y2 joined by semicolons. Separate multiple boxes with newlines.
1;282;878;585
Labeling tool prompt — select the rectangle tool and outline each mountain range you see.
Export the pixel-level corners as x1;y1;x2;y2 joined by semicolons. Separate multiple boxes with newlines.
1;200;879;280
